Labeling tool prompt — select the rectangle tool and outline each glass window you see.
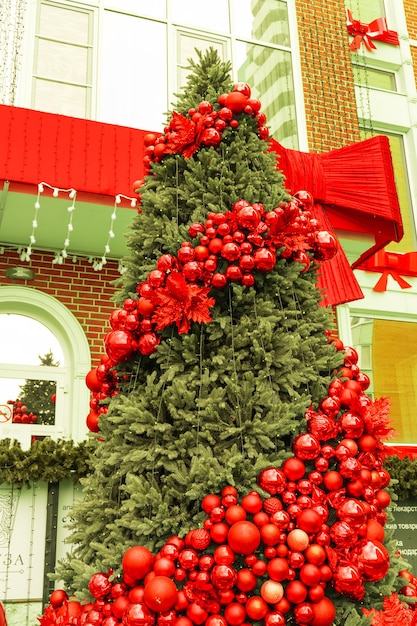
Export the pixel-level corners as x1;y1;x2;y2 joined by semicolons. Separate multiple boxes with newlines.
345;0;386;22
231;0;290;48
170;0;230;33
352;65;396;91
177;31;228;91
98;11;167;130
0;315;65;439
103;0;166;20
33;1;93;117
236;41;297;148
351;316;417;444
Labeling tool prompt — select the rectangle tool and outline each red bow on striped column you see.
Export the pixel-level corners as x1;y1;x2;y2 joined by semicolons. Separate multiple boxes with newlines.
270;136;403;307
346;9;400;52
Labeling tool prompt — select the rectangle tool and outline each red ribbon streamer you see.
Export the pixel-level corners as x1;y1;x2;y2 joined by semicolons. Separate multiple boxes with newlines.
346;9;400;52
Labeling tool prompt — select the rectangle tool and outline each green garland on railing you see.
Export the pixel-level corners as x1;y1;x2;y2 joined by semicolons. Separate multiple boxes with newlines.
0;437;91;486
384;455;417;501
0;437;415;498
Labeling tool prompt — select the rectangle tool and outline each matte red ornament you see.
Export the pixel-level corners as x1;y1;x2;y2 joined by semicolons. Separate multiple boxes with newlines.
86;410;100;433
227;521;261;555
310;597;336;626
282;457;306;481
137;332;160;356
245;596;268;621
144;576;178;612
224;602;246;626
49;589;68;608
297;509;322;534
122;546;154;581
285;580;307;604
85;369;102;392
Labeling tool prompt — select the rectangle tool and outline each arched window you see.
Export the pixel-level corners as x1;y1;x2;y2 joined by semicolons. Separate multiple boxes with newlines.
0;286;91;444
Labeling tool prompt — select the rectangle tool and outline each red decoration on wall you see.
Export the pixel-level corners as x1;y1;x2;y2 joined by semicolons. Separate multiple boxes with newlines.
346;9;400;52
358;249;417;292
271;136;403;307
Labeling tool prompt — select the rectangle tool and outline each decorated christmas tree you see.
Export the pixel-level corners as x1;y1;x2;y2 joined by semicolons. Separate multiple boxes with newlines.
43;50;417;626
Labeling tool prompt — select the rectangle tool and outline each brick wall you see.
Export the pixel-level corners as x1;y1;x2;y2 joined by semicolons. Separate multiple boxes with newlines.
295;0;360;152
0;249;120;366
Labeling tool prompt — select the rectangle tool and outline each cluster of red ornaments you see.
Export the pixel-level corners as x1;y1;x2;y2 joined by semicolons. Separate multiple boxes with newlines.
42;338;406;626
139;83;268;179
84;191;337;433
9;399;38;424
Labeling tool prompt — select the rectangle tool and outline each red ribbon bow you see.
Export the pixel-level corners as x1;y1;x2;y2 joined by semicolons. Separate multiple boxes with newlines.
346;9;399;52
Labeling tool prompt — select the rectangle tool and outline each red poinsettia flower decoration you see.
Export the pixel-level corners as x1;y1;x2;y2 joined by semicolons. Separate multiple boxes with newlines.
363;592;417;626
164;112;214;159
153;272;216;334
362;397;397;440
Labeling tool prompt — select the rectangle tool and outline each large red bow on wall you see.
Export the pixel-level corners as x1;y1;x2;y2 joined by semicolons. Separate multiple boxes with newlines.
270;136;403;307
359;249;417;292
345;9;400;52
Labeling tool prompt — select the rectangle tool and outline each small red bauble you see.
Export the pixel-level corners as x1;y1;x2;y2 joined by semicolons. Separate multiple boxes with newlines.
241;492;263;514
260;580;284;604
49;589;68;608
282;457;306;481
153;557;176;578
297;509;322;534
292;433;321;460
310;597;336;626
186;602;209;625
267;558;290;582
211;564;237;590
260;524;281;547
287;529;309;552
253;248;276;272
257;467;287;495
214;545;235;565
236;568;257;592
210;523;229;544
224;602;246;626
111;595;131;618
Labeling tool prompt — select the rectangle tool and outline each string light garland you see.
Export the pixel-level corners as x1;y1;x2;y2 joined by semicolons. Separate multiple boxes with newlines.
89;194;137;271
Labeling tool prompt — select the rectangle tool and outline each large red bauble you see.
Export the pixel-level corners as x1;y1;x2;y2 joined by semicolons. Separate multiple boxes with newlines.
299;564;321;587
224;602;246;626
105;330;135;363
122;546;154;581
245;596;268;621
260;580;284;604
293;434;321;460
85;369;102;392
88;572;112;599
123;602;155;625
310;597;336;626
260;524;281;546
187;602;209;625
338;499;366;530
144;576;178;612
49;589;68;608
153;557;176;578
224;91;248;113
285;580;307;604
227;521;261;554
210;523;229;544
297;509;322;534
366;519;385;543
201;494;221;514
86;410;100;432
267;558;290;582
282;457;306;481
257;467;287;495
287;529;309;552
358;540;389;581
253;248;276;272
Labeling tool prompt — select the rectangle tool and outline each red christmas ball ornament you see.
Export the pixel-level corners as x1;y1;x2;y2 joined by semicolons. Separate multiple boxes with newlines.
357;539;389;581
260;580;284;604
205;616;227;626
105;330;135;363
329;521;356;548
294;603;314;624
211;273;228;289
253;248;276;272
310;597;336;626
86;369;103;392
236;568;258;592
86;410;100;433
294;190;314;210
123;602;155;625
211;564;237;590
237;206;261;231
201;494;221;514
293;433;321;461
214;545;235;565
241;492;263;513
297;509;322;534
224;602;246;626
245;596;268;621
282;457;306;481
233;82;251;97
322;470;343;492
200;128;221;147
137;332;160;356
285;580;307;604
227;521;261;554
313;231;337;261
260;524;281;547
144;576;178;612
88;572;112;599
267;557;290;582
224;91;248;114
257;467;287;495
225;505;247;525
122;546;154;582
187;602;209;625
264;611;286;626
112;595;131;618
210;522;229;544
338;499;366;530
49;589;68;608
153;557;176;578
304;544;326;566
287;529;309;552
